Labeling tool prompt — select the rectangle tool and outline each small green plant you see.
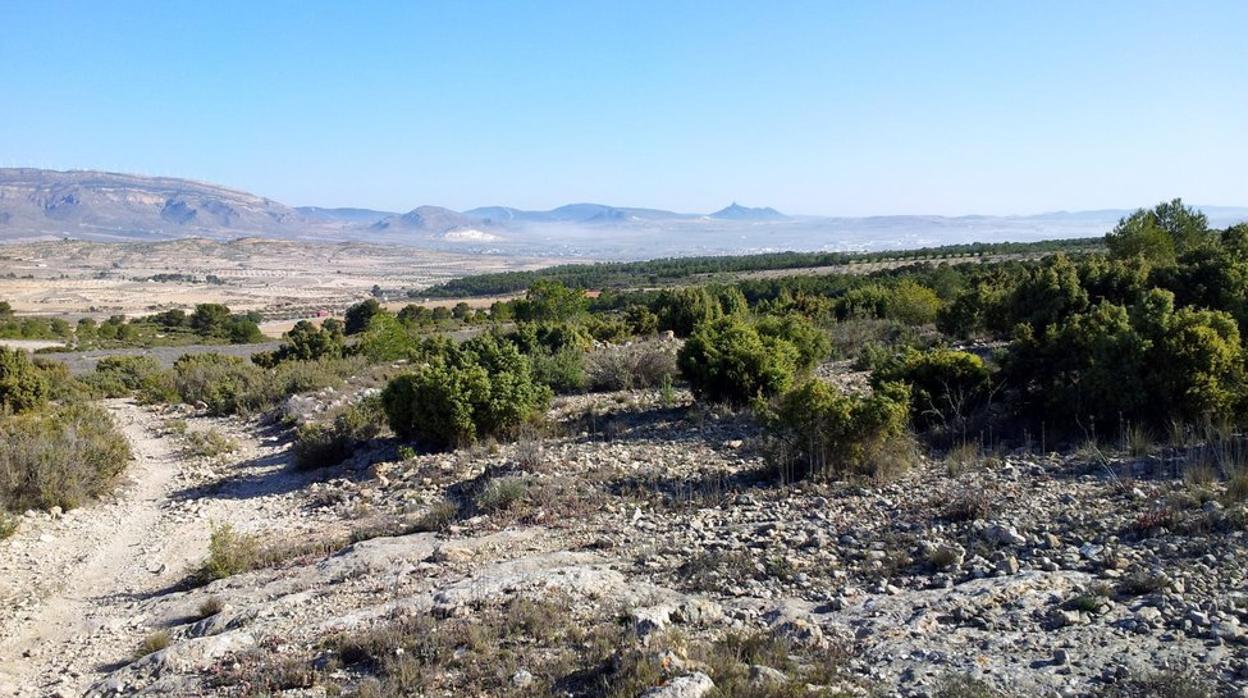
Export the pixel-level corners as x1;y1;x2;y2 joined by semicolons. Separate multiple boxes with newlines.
136;630;171;658
293;397;385;470
933;672;1003;698
944;441;981;475
397;445;417;460
658;373;675;408
199;523;261;582
182;428;238;459
927;546;962;570
0;513;18;540
474;477;529;514
941;488;994;522
1224;470;1248;503
1067;593;1103;613
0;345;50;413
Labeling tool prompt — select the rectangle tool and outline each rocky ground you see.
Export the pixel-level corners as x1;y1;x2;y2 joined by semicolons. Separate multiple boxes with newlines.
1;384;1246;696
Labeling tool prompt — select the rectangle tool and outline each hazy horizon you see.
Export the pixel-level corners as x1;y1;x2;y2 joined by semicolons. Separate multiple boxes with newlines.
2;2;1245;217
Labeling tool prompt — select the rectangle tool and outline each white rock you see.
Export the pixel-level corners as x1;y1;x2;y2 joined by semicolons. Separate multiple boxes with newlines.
641;672;715;698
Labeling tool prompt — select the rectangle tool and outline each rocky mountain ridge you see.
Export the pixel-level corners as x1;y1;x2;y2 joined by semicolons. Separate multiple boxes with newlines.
3;169;1246;260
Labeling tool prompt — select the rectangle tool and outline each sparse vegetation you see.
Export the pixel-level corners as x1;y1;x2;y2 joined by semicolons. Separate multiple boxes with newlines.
292;397;385;469
182;428;239;459
0;402;132;512
761;379;913;481
136;630;171;658
199;523;261;582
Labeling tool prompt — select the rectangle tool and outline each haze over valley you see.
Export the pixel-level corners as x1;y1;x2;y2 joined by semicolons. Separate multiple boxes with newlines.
4;168;1242;259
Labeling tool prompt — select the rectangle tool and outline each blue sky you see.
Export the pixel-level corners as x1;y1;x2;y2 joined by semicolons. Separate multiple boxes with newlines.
0;1;1244;216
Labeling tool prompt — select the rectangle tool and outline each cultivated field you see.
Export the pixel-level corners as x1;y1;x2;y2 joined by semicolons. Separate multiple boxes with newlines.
0;238;558;328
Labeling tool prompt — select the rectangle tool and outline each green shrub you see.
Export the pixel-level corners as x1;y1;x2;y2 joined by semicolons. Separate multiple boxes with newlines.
1004;289;1247;431
384;365;488;450
174;352;363;416
292;422;352;470
512;280;588;323
381;342;550;451
624;304;659;335
173;353;268;415
87;355;177;402
755;312;831;370
654;287;726;337
32;358;94;403
199;523;260;581
0;512;17;540
357;313;419;362
345;299;385;335
0;346;49;413
182;428;239;459
258;320;345;365
678;316;799;404
292;397;385;469
583;315;631;344
508;322;591;355
529;347;587;394
762;379;912;481
884;279;942;325
873;348;992;432
0;403;132;511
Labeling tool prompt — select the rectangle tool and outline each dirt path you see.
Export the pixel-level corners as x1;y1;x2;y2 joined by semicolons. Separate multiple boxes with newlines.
0;400;313;697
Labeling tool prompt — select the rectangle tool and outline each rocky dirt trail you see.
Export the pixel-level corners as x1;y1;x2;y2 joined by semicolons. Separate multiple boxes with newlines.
0;399;315;697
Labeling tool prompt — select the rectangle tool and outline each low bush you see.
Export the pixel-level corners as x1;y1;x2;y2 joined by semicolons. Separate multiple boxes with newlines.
174;353;365;416
529;346;587;394
86;355;178;403
755;312;831;369
136;631;171;658
292;397;385;470
0;403;132;511
173;353;267;415
382;340;550;451
1003;289;1247;432
0;512;17;540
678;316;800;404
0;346;49;413
872;348;992;433
32;358;94;403
182;428;239;459
586;342;679;392
762;379;913;481
199;523;261;582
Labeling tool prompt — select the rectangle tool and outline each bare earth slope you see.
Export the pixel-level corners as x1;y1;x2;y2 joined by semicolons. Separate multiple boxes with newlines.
0;400;322;696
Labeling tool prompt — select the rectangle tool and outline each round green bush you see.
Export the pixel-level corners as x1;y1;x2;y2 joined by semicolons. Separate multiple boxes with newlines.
0;346;49;413
677;317;800;405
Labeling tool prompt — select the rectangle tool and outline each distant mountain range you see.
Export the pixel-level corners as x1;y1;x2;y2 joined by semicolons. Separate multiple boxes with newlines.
1;168;1245;259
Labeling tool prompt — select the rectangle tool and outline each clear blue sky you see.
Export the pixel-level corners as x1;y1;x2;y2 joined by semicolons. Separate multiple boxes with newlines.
1;1;1244;216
